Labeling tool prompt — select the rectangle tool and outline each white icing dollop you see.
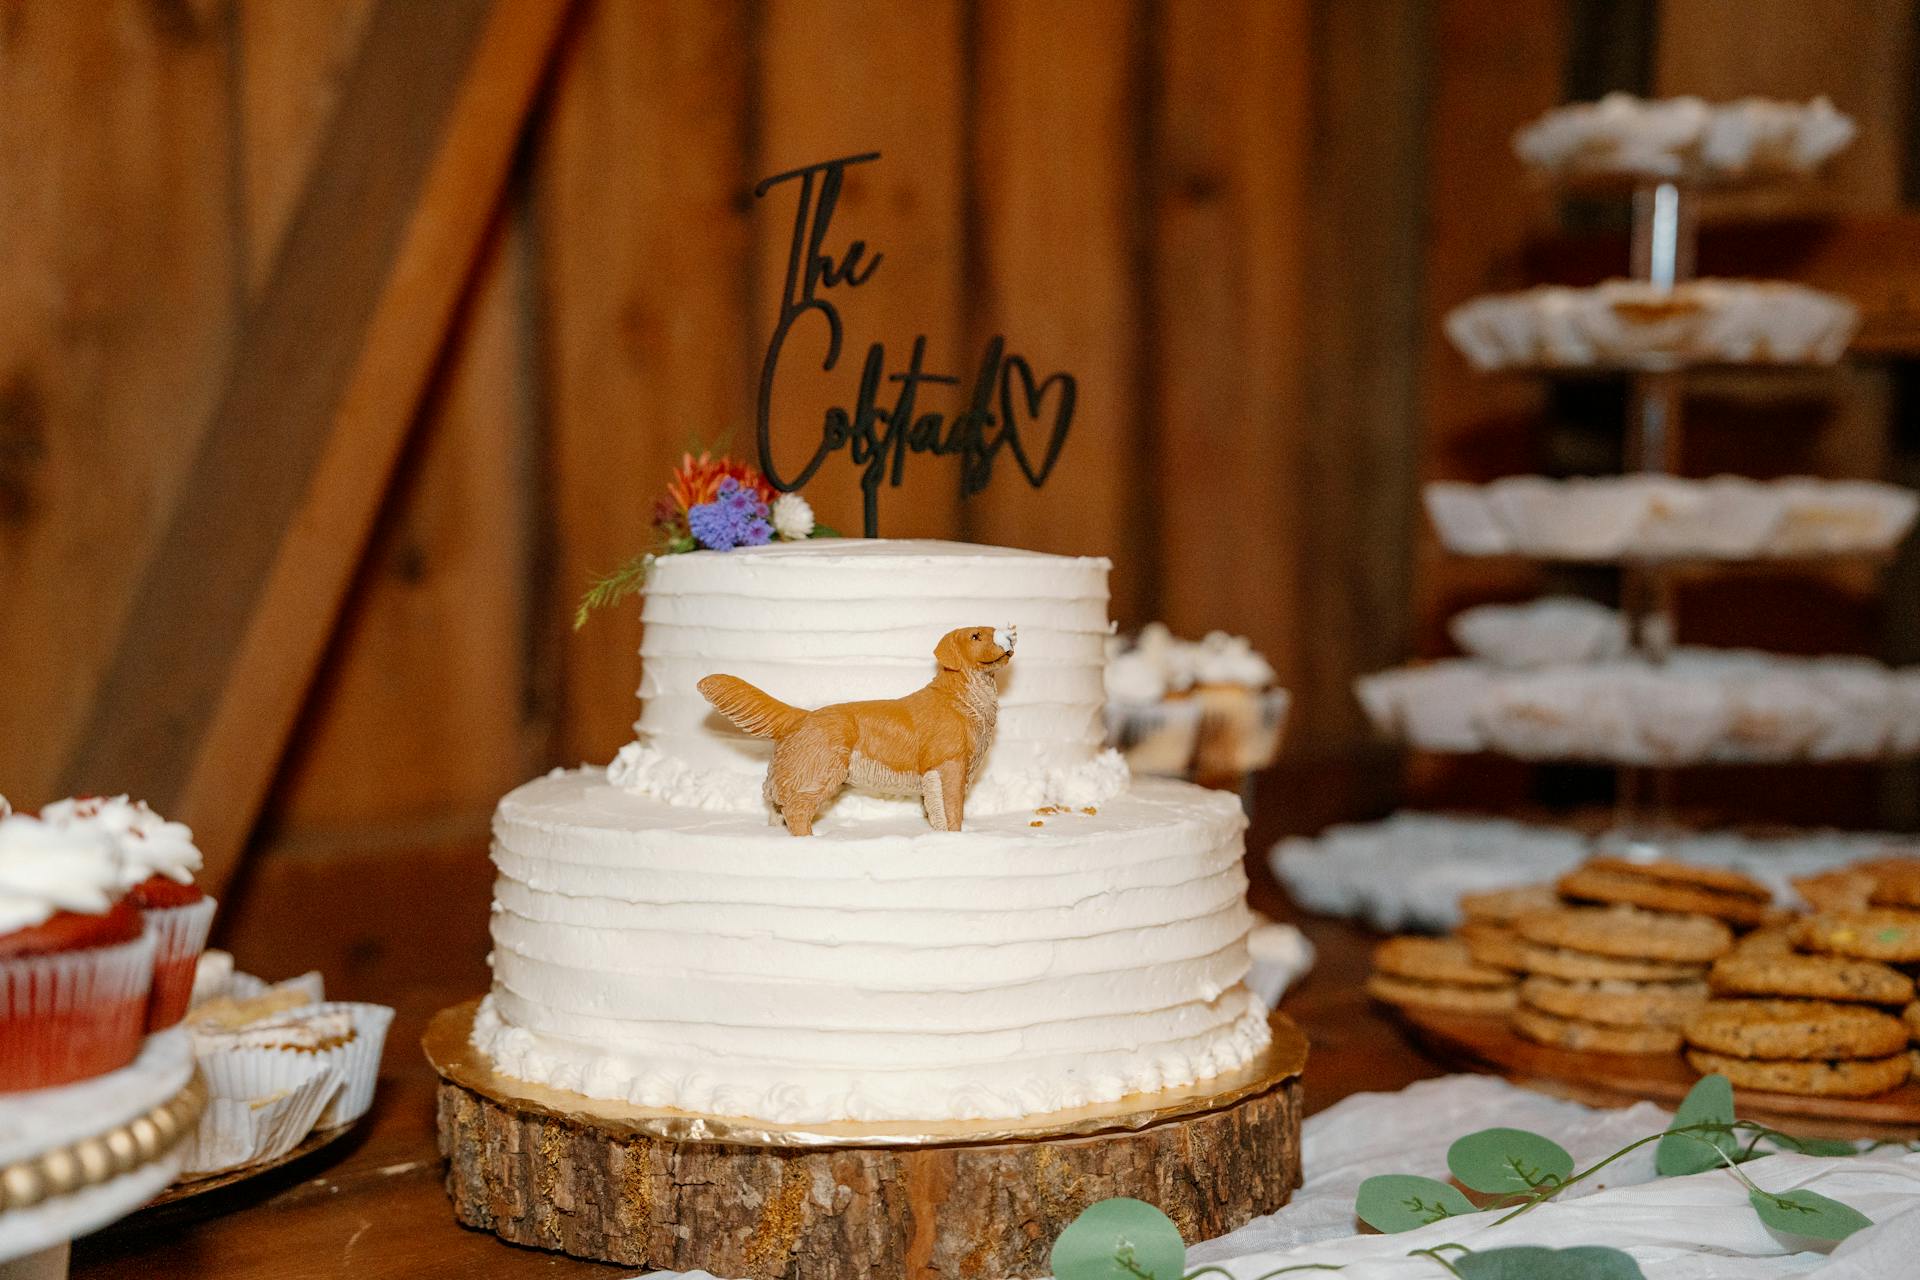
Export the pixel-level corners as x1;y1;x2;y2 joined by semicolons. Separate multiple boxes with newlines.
609;738;1129;817
0;813;126;935
40;795;203;888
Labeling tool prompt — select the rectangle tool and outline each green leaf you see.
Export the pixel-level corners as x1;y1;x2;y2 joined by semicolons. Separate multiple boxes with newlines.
1657;1074;1737;1176
1050;1198;1185;1280
573;552;655;630
1447;1128;1575;1195
1750;1189;1871;1242
808;523;842;538
1354;1175;1477;1234
1454;1245;1645;1280
1768;1133;1859;1158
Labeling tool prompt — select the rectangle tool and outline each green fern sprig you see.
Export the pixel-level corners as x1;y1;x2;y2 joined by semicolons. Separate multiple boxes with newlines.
574;551;660;630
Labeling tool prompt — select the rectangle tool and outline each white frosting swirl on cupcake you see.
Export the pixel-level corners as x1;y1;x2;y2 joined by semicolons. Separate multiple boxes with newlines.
0;814;126;934
40;795;203;888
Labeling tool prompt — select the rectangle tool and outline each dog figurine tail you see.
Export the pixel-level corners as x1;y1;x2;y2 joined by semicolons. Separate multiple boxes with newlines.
698;674;810;740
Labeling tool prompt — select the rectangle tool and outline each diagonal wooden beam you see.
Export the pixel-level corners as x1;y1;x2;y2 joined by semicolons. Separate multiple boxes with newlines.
60;0;576;893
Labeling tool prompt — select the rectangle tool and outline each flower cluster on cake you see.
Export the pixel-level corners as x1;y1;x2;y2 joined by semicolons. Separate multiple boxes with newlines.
472;456;1276;1124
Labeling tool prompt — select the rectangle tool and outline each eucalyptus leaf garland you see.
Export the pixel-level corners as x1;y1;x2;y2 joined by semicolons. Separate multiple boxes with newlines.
1051;1075;1874;1280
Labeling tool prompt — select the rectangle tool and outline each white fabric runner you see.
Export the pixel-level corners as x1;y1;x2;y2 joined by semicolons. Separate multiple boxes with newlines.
635;1074;1920;1278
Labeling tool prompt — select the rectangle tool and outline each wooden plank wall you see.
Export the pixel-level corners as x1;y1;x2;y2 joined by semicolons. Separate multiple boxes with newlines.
4;0;1430;986
6;0;1914;986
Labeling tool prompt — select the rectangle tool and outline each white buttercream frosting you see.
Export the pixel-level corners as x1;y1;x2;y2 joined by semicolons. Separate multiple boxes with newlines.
474;769;1267;1122
622;539;1126;816
40;795;203;888
0;813;126;934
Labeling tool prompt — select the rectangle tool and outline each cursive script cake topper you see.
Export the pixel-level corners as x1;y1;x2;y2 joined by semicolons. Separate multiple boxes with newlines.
755;151;1076;538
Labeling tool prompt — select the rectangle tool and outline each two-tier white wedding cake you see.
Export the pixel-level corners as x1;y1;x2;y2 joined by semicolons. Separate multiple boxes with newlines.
472;539;1271;1124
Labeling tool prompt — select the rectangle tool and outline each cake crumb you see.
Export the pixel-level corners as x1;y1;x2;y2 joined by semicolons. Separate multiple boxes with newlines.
1081;806;1098;815
1029;820;1044;828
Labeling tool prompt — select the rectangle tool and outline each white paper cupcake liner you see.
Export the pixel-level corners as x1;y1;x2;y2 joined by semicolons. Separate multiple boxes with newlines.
1445;280;1859;372
1424;475;1918;563
311;1001;394;1127
1105;698;1205;777
1513;93;1855;185
182;1052;343;1174
0;931;156;1091
143;896;217;1029
1358;649;1920;765
181;999;392;1172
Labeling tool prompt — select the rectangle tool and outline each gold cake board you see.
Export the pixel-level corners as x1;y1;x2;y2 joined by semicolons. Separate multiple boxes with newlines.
425;999;1305;1278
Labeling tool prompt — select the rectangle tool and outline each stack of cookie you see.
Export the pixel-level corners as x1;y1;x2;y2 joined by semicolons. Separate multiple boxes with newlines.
1503;904;1726;1055
1678;862;1920;1097
1498;859;1769;1055
1365;935;1517;1016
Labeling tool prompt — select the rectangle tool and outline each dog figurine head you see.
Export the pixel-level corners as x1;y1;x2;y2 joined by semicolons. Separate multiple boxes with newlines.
934;626;1014;675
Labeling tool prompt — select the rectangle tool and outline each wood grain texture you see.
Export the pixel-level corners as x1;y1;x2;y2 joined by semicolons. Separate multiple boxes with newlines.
0;0;237;807
754;0;968;543
1149;0;1313;684
536;0;756;766
237;0;382;290
965;0;1142;620
436;1074;1303;1277
57;0;572;892
266;218;542;834
1406;0;1568;809
1294;0;1434;751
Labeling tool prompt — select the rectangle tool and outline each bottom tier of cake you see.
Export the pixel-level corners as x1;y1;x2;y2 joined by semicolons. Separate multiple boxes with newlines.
474;770;1268;1123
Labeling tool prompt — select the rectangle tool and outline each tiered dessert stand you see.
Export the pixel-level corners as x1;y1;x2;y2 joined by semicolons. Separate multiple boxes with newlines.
1363;95;1920;848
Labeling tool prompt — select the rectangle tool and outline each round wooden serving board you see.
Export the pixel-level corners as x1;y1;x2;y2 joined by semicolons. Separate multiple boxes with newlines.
1400;1007;1920;1139
425;1000;1305;1278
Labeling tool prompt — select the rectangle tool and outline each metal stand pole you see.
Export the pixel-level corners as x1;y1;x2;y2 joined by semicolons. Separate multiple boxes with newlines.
1609;182;1696;858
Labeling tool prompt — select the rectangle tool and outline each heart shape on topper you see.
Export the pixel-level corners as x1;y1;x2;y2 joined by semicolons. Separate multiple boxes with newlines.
996;355;1076;489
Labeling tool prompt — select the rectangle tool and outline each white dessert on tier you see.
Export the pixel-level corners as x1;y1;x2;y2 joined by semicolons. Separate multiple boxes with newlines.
613;539;1127;817
475;539;1269;1123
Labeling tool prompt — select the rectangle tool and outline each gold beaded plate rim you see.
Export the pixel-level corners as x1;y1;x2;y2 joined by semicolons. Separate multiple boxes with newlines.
0;1072;207;1215
424;998;1307;1149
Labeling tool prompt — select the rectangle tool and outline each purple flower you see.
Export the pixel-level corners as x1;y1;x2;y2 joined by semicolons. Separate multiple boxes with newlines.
687;477;773;551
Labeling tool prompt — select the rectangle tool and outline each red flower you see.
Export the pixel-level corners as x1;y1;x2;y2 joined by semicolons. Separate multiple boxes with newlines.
658;453;774;530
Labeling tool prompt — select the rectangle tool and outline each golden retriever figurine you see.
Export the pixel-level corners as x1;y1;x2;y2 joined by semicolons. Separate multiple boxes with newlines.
697;626;1014;835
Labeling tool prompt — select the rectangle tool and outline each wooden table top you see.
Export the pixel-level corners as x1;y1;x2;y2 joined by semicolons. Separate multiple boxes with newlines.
72;862;1440;1278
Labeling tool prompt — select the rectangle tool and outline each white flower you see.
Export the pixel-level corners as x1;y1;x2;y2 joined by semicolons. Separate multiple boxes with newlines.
771;492;815;540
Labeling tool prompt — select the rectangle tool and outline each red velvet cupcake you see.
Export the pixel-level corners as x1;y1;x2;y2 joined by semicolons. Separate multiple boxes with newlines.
42;796;215;1031
0;814;157;1092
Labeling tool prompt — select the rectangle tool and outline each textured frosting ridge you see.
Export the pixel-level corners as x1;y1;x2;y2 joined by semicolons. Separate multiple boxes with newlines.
623;539;1124;816
474;769;1269;1122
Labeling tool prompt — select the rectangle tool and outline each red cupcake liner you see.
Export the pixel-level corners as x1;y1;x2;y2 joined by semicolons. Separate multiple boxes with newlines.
0;930;156;1093
143;896;217;1031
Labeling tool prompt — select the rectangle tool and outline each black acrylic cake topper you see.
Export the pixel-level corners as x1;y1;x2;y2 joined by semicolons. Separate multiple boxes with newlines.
754;151;1076;538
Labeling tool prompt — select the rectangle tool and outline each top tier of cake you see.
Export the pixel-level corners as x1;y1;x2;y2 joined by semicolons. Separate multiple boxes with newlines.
610;539;1129;818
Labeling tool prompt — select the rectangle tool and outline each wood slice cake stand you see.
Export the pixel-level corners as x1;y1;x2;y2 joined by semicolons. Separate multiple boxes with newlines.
425;1000;1305;1278
1400;1008;1920;1140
